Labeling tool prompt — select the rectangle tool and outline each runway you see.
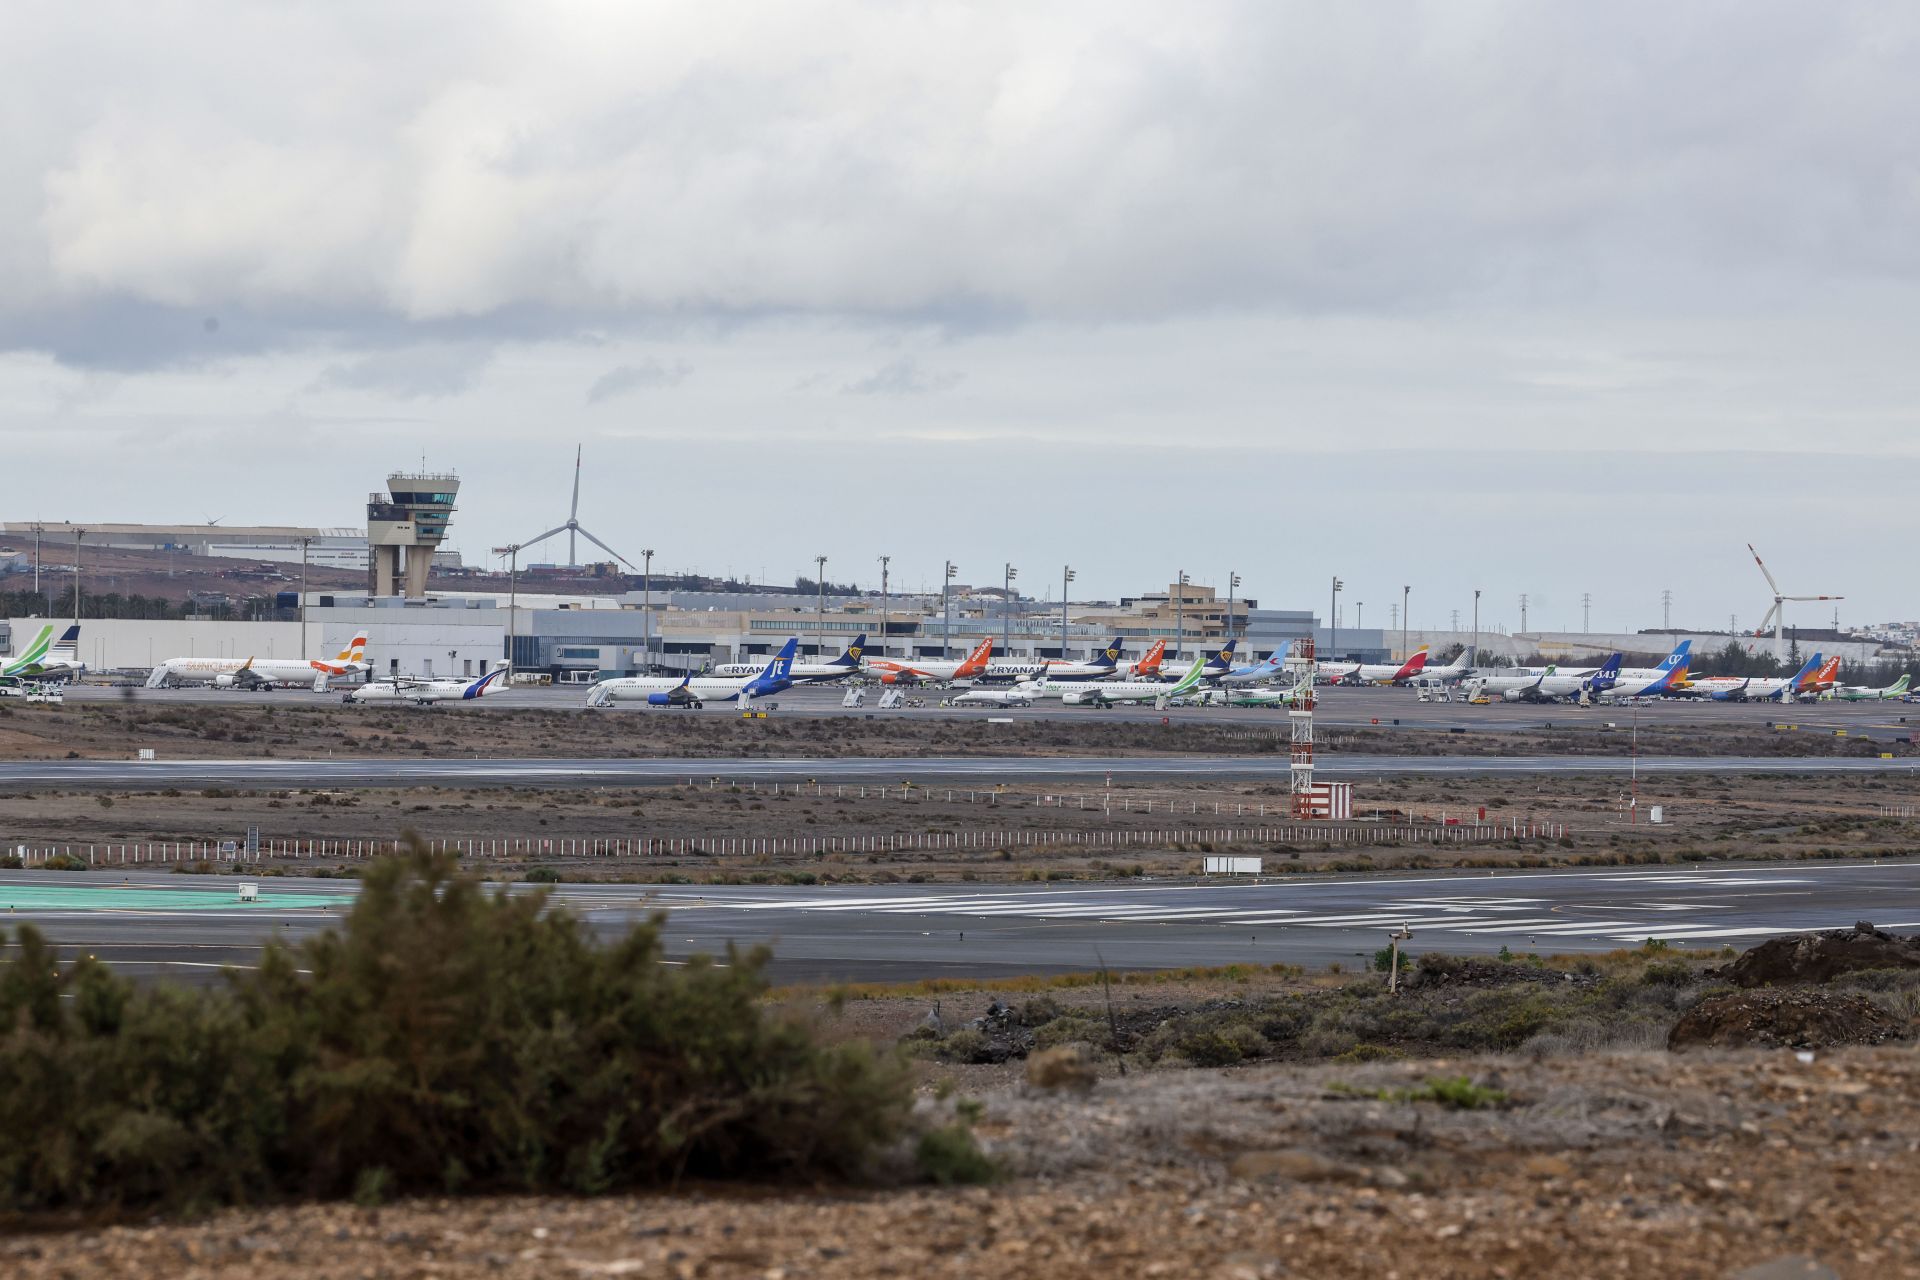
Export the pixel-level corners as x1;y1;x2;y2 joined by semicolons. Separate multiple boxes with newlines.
3;750;1920;791
4;860;1913;984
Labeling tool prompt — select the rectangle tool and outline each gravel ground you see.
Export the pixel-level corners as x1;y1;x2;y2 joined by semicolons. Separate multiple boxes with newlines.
7;1048;1914;1278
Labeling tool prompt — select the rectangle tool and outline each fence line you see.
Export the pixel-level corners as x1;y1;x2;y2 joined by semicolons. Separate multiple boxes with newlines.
1;819;1573;867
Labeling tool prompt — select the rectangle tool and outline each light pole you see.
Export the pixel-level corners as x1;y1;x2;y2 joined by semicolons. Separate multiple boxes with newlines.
1356;601;1364;630
878;555;891;659
31;522;42;611
1003;563;1017;655
1227;572;1241;643
1330;576;1343;661
1401;584;1410;662
943;561;957;658
641;548;654;671
298;535;312;659
814;555;828;657
72;528;85;627
1061;565;1075;659
1472;589;1480;664
1520;593;1529;632
492;543;522;675
1175;570;1189;661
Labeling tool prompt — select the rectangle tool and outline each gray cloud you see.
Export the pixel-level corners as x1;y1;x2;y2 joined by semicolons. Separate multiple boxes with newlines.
314;344;494;399
587;358;692;403
841;358;963;396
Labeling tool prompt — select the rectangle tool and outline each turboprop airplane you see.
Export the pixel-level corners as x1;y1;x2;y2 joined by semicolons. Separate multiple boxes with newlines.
714;634;866;682
343;666;511;706
1832;673;1911;702
586;638;798;708
147;633;370;691
863;638;994;685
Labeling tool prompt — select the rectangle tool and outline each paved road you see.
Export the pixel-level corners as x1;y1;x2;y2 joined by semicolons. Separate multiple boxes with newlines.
4;861;1913;984
61;681;1920;740
1;751;1917;792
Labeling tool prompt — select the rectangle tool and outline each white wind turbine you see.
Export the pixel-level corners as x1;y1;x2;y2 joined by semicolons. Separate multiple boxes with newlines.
1748;543;1841;661
518;445;641;571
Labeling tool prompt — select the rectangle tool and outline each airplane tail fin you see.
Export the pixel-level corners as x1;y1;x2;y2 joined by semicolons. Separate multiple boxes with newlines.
957;637;993;677
1204;639;1238;671
763;637;800;680
1089;637;1123;671
1890;674;1912;696
1391;645;1430;679
1170;655;1210;694
1135;638;1166;674
337;631;369;663
1589;653;1623;689
49;626;80;665
833;633;868;667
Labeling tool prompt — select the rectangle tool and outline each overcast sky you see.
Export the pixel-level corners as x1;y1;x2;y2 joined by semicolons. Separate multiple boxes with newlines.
3;2;1915;631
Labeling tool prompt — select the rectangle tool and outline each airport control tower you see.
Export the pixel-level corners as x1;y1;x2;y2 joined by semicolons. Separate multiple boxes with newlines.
367;471;459;598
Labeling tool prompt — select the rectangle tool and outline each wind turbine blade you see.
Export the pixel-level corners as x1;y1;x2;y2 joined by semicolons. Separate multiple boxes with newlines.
570;445;582;520
1747;543;1781;595
572;526;641;572
1757;602;1780;633
521;525;572;550
1784;595;1844;602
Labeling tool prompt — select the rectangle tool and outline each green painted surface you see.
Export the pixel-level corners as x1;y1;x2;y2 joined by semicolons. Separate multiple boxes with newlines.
0;886;354;911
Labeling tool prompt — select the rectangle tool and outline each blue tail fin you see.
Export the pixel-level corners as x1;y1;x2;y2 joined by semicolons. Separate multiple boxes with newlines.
1789;653;1821;688
1205;639;1238;671
1589;652;1623;689
764;637;799;680
833;634;868;667
1655;639;1691;671
1089;638;1123;670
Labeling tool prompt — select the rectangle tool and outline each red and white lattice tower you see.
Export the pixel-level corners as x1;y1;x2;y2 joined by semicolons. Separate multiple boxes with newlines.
1286;635;1318;818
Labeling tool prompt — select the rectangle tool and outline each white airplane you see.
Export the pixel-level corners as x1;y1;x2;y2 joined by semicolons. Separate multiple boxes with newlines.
1219;643;1292;685
863;637;993;685
148;633;369;691
976;636;1130;683
1409;647;1477;687
713;633;867;682
343;666;510;706
1319;647;1429;685
1023;656;1209;707
949;686;1036;708
587;638;798;708
1471;655;1621;703
1190;684;1294;707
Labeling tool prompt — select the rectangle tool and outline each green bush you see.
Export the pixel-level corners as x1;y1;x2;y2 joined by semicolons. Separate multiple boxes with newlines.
521;865;562;883
0;852;910;1212
914;1122;998;1186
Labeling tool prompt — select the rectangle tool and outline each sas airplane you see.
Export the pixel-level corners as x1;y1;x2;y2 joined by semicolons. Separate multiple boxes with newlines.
1472;654;1621;703
587;638;798;708
146;633;369;691
344;666;511;706
863;637;994;685
714;634;866;683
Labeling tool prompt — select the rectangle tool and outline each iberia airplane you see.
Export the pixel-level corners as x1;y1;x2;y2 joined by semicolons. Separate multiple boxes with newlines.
862;637;994;685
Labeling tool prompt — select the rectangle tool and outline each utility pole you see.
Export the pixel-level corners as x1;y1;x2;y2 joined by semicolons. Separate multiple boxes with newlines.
1061;565;1075;659
1662;589;1673;633
31;523;43;612
814;555;828;657
641;549;654;670
1175;570;1189;661
1227;571;1241;642
1450;608;1460;632
1330;577;1343;661
1519;593;1529;632
1472;589;1481;664
1356;601;1364;630
1388;603;1398;633
1003;563;1017;654
943;561;956;658
1581;592;1591;634
878;555;891;659
1401;584;1410;663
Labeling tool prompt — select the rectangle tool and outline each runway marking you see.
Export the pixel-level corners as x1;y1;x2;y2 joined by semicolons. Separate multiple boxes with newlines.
1622;920;1920;942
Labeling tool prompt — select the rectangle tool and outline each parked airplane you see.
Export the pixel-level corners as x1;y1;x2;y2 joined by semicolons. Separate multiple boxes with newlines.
1678;654;1821;702
1321;646;1429;686
978;637;1127;683
1593;641;1694;700
1473;654;1621;703
714;634;866;682
949;686;1036;708
1122;638;1168;679
1799;656;1843;696
586;638;798;708
1833;673;1911;702
1191;684;1295;708
1409;647;1476;687
2;625;84;682
0;625;56;678
1030;657;1209;707
343;666;511;706
146;633;370;691
863;638;994;685
1219;643;1292;686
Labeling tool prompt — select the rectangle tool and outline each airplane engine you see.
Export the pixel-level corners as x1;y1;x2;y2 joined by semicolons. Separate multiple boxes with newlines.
213;673;237;689
1503;688;1528;701
646;692;678;706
